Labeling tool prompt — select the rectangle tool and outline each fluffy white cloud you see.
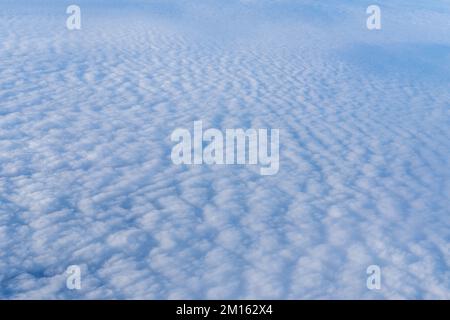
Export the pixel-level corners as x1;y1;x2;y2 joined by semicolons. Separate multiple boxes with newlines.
0;0;449;299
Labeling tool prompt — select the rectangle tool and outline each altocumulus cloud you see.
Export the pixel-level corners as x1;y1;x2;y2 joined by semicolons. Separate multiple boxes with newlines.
0;0;449;299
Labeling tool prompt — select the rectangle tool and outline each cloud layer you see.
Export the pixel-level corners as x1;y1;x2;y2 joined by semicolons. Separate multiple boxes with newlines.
0;1;449;299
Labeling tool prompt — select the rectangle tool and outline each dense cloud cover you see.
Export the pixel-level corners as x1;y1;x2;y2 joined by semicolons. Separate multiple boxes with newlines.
0;1;449;299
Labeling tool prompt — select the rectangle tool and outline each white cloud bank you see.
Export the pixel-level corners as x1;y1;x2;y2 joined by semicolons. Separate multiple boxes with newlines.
0;0;449;299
